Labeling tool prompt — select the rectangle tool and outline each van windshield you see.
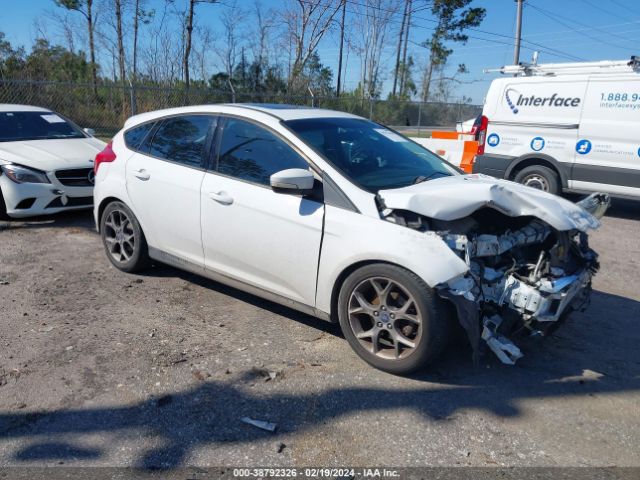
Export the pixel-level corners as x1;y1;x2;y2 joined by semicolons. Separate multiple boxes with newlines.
285;117;458;192
0;111;86;142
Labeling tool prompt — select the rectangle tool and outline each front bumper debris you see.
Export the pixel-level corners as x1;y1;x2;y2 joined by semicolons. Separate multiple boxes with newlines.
435;193;608;365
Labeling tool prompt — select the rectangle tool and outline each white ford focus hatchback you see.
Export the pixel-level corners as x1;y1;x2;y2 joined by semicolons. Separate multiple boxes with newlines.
0;104;106;219
94;104;608;373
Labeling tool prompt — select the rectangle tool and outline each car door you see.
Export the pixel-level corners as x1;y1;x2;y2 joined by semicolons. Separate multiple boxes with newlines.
200;116;324;306
126;113;215;266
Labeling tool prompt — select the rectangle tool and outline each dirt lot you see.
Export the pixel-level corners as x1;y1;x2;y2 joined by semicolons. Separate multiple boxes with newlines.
0;199;639;469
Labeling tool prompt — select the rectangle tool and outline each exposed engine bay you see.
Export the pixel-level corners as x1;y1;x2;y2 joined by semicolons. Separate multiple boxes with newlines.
382;192;610;365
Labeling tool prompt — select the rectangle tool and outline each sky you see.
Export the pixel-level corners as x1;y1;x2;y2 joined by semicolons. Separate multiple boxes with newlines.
1;0;639;104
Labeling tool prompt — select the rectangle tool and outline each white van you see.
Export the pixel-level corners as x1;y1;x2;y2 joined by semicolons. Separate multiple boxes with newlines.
473;57;640;197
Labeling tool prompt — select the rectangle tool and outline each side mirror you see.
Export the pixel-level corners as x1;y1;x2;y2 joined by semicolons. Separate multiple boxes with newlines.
84;128;96;136
270;168;315;194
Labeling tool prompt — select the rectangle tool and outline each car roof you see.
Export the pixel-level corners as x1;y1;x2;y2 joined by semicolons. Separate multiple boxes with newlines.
232;103;361;121
0;104;52;113
124;103;363;129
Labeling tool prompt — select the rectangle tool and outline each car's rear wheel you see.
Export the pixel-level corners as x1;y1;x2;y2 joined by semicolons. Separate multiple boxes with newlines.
337;264;451;374
100;201;150;273
514;165;560;195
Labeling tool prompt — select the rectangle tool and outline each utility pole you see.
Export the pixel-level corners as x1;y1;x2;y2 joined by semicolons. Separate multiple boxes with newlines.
399;0;412;97
392;0;410;98
336;0;347;97
513;0;524;65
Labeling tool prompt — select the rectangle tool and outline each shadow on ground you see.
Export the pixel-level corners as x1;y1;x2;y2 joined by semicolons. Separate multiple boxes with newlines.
1;288;638;469
0;210;95;232
604;198;640;221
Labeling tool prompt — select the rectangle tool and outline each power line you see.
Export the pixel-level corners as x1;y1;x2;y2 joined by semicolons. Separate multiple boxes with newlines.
322;0;584;62
526;3;634;51
408;36;582;63
339;0;584;61
579;0;630;22
527;2;635;45
608;0;640;16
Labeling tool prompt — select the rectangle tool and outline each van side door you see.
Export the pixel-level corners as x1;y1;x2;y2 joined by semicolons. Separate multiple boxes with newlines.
572;76;640;196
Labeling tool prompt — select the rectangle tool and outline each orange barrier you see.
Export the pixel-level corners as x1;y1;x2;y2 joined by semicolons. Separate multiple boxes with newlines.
411;132;478;173
460;140;479;173
431;131;460;140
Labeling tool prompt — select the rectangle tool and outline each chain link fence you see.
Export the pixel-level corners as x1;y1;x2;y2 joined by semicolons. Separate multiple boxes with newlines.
0;79;482;138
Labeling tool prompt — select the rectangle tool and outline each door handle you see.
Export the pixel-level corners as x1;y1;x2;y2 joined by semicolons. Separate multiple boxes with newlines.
133;168;150;181
208;191;234;205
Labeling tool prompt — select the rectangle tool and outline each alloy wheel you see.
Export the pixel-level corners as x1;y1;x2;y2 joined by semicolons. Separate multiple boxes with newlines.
347;277;422;360
103;209;136;264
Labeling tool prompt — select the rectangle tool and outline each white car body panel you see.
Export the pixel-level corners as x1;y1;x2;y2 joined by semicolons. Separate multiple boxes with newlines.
314;204;469;314
379;174;599;232
0;138;105;172
201;172;323;305
126;151;206;265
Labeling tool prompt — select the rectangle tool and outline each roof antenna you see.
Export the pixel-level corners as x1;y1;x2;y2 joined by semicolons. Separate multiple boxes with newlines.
532;51;539;66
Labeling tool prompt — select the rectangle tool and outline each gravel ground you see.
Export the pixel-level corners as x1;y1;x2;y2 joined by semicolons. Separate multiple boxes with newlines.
0;199;639;469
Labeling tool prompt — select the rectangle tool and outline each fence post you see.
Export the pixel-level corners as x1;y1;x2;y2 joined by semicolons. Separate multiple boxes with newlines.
308;87;315;108
417;101;422;134
369;97;373;120
128;79;136;116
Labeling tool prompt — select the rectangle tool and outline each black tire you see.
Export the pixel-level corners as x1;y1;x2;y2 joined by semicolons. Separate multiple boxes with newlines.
0;189;11;221
513;165;560;195
100;201;150;273
337;263;452;374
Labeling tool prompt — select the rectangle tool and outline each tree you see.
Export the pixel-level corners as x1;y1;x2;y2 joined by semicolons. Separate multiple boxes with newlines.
132;0;154;81
281;0;342;92
304;51;333;96
249;0;274;92
24;39;92;81
391;0;410;97
114;0;126;85
216;1;241;99
0;32;26;79
353;0;398;99
419;0;485;102
183;0;217;89
396;55;416;99
53;0;98;94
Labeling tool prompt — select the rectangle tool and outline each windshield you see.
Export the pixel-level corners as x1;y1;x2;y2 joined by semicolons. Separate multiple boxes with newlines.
0;111;86;142
285;117;458;192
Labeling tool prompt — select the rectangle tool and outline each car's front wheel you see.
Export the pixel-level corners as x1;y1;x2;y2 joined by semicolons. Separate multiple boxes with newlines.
337;263;451;374
100;201;150;273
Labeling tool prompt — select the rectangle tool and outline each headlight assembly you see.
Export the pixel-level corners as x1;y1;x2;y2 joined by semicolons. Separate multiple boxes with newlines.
0;164;51;184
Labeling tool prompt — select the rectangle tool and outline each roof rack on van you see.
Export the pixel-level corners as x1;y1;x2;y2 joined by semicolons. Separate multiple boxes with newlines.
485;56;640;76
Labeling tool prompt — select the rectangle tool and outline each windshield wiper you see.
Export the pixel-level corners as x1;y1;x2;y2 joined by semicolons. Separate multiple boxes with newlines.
413;171;450;184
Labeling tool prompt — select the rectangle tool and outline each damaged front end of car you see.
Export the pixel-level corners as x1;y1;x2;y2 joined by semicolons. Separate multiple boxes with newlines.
380;177;610;365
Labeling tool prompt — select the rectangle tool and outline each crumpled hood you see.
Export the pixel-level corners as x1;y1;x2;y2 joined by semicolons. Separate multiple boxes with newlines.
0;138;106;172
378;174;599;232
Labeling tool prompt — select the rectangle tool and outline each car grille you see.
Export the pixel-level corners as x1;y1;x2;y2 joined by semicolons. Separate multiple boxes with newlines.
55;168;94;186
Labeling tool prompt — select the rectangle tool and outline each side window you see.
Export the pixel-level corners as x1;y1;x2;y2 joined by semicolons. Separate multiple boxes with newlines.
217;118;309;185
149;115;213;167
124;122;154;151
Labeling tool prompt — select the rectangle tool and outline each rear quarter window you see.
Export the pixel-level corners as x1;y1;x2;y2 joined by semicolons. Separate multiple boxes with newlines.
124;122;155;152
